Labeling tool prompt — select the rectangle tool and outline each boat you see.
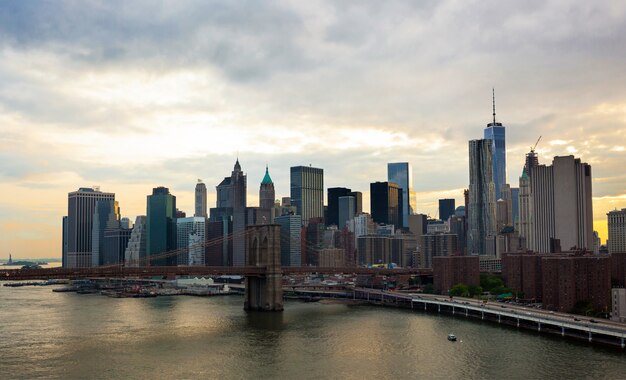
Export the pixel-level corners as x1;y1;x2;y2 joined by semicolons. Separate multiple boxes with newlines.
448;334;457;342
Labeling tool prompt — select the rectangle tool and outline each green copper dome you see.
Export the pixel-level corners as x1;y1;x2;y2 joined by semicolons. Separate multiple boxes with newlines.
261;165;273;185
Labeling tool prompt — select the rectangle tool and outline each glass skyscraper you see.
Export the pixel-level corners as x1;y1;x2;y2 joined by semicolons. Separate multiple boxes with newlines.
484;91;506;200
290;166;324;226
146;187;177;266
387;162;416;228
468;139;496;255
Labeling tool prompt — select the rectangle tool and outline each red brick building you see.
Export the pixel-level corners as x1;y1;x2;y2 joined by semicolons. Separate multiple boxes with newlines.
610;252;626;286
433;256;480;294
503;251;611;313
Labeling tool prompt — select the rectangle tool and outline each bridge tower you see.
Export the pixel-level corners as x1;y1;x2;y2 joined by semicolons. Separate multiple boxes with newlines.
244;224;283;311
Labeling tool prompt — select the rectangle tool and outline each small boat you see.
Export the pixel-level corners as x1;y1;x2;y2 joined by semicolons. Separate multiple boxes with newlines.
448;334;457;342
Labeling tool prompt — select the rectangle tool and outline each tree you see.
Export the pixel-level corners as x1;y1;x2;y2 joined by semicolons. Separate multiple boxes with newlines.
422;283;435;294
468;285;483;297
449;283;470;297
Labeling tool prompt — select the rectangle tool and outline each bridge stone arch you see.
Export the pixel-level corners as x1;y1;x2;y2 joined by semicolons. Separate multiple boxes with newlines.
244;224;283;311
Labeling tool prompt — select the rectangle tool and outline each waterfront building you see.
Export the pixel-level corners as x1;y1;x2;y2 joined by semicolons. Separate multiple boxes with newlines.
303;217;324;266
338;196;356;229
439;199;455;223
433;255;480;294
176;217;206;266
275;213;302;266
195;180;207;218
146;187;177;266
468;139;497;255
337;227;356;267
62;216;68;267
388;162;416;228
319;248;345;267
65;187;115;268
611;252;626;287
483;90;506;199
503;251;610;312
608;209;626;254
205;219;231;266
370;181;402;229
124;216;146;267
529;156;593;253
91;199;120;267
419;233;458;269
290;165;324;226
327;187;352;227
612;288;626;323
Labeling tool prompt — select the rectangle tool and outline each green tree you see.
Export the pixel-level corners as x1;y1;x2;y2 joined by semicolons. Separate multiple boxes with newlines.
422;283;435;294
468;285;483;297
449;283;470;297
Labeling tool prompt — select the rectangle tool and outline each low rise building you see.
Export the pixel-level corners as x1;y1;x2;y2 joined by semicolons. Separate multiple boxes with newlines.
611;288;626;323
433;256;480;294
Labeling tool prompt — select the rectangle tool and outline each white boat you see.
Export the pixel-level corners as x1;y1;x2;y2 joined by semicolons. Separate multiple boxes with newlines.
448;334;457;341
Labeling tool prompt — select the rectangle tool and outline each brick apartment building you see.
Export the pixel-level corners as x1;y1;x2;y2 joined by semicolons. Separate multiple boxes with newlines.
433;255;480;294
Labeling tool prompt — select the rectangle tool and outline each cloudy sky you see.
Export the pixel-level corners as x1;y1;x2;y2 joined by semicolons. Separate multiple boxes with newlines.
2;1;626;258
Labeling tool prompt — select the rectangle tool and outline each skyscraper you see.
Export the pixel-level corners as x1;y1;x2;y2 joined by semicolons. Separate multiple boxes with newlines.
146;187;177;266
275;213;302;266
91;199;120;267
468;139;497;255
230;159;247;266
529;155;593;252
195;180;207;218
327;187;352;227
259;165;275;211
438;199;456;222
370;181;403;229
387;162;416;228
338;196;356;229
483;90;506;200
290;166;324;226
176;216;206;266
124;216;146;267
65;187;115;268
608;209;626;254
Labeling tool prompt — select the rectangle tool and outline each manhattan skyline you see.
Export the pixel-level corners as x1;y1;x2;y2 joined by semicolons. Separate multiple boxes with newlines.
2;1;626;258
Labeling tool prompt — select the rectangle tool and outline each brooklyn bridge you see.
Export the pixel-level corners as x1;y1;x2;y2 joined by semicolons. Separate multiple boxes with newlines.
0;225;432;311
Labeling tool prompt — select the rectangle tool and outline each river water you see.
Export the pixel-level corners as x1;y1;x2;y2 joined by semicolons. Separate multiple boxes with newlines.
1;285;625;379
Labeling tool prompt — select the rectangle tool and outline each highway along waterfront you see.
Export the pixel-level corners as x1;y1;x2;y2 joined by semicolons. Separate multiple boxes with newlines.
1;284;626;379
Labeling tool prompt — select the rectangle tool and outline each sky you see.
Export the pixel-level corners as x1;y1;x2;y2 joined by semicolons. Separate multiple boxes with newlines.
1;1;626;258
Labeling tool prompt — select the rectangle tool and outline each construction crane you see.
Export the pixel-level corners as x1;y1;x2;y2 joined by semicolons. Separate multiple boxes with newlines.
530;136;542;153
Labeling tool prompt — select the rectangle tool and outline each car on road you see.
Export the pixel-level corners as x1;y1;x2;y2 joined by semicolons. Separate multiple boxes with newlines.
574;318;581;321
589;319;598;323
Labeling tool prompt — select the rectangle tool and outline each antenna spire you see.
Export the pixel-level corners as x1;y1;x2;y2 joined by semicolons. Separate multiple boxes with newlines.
492;88;496;125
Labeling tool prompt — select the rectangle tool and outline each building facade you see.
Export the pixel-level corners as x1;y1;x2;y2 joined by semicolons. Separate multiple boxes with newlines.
275;214;302;267
146;187;177;266
290;166;324;226
387;162;416;228
484;91;506;199
65;187;115;268
530;156;593;252
176;217;206;266
91;199;120;267
439;199;455;223
370;181;402;229
608;209;626;254
327;187;352;227
468;139;496;255
433;256;480;294
124;216;146;267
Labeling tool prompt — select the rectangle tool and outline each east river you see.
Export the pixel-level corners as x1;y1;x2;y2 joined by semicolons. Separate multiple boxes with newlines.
1;285;625;379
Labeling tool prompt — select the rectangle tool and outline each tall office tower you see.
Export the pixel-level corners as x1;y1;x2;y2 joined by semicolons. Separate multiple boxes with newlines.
229;159;247;266
370;181;403;229
259;165;275;211
124;216;146;267
195;180;207;218
91;199;120;267
146;187;177;266
530;155;593;252
62;216;68;268
102;228;132;265
275;213;302;266
439;199;456;222
607;209;626;254
483;90;506;199
327;187;352;227
500;184;513;227
518;168;533;248
349;191;363;214
348;213;377;246
420;233;459;269
468;139;497;255
304;217;325;266
338;196;356;229
388;162;416;228
510;187;519;228
290;165;324;226
65;187;115;268
176;217;206;266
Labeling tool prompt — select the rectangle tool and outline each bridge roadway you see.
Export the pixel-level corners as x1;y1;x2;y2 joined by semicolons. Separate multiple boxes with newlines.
352;289;626;349
0;266;432;281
